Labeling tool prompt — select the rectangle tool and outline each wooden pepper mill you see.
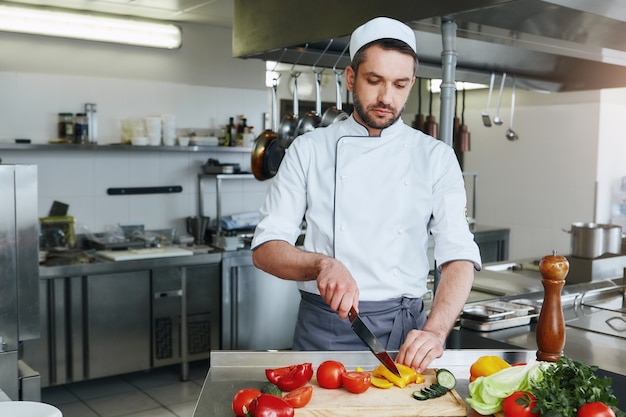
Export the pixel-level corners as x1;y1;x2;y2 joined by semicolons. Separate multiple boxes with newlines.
536;250;569;362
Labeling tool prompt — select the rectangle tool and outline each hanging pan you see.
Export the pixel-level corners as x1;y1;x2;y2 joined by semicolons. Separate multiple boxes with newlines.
296;40;332;137
277;44;308;148
252;77;285;181
320;43;350;127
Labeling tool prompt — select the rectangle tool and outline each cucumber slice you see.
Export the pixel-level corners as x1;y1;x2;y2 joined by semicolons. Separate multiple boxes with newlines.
412;390;430;401
436;369;457;390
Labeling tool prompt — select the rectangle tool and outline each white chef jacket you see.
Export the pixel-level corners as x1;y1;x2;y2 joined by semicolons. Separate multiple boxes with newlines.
251;115;481;301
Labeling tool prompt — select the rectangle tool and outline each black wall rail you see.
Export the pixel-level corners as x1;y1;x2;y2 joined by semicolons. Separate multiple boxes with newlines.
107;186;183;195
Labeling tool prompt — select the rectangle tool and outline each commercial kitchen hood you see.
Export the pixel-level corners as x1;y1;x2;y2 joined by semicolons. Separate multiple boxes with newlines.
233;0;626;92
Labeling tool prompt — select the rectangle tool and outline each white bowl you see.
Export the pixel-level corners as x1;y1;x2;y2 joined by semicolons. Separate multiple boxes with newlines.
178;136;190;146
0;401;62;417
131;136;149;146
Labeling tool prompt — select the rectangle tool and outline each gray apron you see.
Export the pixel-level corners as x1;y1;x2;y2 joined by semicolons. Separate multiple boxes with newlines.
292;290;425;351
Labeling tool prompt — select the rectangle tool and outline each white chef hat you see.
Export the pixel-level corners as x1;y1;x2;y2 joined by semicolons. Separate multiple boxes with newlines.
349;17;417;60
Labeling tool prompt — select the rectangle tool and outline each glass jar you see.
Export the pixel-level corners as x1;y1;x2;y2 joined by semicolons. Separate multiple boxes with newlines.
74;113;88;144
58;113;74;142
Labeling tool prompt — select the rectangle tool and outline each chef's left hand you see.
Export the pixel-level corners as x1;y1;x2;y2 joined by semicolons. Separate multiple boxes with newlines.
395;329;444;373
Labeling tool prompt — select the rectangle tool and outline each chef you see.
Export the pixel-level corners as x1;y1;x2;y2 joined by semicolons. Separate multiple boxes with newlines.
251;16;482;372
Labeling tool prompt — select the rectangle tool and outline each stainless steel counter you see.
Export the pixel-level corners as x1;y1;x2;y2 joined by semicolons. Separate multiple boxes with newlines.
193;350;537;417
39;250;222;278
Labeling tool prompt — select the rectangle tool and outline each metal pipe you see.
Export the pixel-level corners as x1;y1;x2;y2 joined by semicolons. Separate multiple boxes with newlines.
439;18;458;148
434;18;458;296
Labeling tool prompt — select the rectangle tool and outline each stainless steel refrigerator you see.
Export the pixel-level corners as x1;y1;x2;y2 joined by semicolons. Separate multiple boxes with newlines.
0;164;40;400
221;250;300;350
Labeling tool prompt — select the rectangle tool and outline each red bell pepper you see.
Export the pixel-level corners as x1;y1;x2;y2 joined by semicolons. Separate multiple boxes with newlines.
248;393;294;417
265;362;313;391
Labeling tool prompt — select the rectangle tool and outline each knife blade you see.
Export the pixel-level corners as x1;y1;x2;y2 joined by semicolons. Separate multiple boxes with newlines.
348;306;401;376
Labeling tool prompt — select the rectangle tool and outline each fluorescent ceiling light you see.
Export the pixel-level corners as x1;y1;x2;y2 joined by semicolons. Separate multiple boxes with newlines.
0;5;182;49
429;79;486;93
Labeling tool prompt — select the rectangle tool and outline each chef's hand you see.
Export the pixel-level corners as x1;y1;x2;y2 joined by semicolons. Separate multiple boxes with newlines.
395;329;444;373
316;257;359;319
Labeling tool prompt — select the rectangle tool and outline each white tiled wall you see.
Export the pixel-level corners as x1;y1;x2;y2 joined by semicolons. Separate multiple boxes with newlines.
0;71;271;237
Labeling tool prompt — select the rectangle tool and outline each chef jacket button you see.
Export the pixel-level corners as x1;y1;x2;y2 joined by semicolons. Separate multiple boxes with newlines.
393;270;399;277
404;180;409;186
340;226;345;232
397;229;403;235
341;175;347;181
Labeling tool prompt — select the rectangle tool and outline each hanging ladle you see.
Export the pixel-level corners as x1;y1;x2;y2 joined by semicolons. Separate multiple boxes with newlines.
492;72;506;126
506;76;519;141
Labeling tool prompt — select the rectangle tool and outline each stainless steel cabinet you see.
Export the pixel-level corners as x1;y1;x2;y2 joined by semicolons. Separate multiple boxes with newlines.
221;251;300;350
0;165;39;400
152;265;220;371
25;260;222;387
86;272;151;379
24;272;150;386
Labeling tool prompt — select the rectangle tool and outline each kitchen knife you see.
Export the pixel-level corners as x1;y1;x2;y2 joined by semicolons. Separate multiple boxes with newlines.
348;306;401;376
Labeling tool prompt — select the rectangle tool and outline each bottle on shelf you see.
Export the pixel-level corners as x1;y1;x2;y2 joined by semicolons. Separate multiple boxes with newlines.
223;117;235;147
58;113;74;142
74;113;89;144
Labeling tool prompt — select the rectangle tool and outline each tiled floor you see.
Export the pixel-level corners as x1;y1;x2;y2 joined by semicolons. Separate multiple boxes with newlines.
41;361;209;417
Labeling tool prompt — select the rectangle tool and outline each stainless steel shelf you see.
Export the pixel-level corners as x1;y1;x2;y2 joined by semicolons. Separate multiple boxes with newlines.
0;143;252;153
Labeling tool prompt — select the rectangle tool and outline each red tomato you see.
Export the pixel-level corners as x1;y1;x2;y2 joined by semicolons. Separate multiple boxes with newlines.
502;391;539;417
265;362;314;391
316;360;346;389
342;371;371;394
577;402;616;417
248;393;295;417
232;388;261;417
283;385;313;408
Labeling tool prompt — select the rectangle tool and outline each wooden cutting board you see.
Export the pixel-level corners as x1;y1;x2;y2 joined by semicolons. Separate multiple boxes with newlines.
295;369;467;417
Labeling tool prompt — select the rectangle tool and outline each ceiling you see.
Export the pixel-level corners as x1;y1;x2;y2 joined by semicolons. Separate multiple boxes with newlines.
5;0;626;92
0;0;234;27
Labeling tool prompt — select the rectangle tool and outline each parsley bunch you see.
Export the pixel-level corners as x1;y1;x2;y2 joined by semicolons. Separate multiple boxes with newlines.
530;356;620;417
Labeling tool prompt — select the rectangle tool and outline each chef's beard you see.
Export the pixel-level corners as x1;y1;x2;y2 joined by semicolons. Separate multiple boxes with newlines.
352;89;404;132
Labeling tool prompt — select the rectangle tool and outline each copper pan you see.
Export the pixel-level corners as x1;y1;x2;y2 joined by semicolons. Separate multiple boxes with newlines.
251;78;284;181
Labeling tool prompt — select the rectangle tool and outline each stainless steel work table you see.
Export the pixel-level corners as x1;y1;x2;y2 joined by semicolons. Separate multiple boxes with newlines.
39;251;223;278
192;350;536;416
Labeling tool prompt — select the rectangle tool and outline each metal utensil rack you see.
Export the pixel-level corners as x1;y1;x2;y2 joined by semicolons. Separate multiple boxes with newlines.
197;173;256;237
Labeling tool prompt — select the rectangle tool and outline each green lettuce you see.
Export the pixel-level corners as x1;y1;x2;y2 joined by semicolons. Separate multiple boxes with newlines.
466;360;551;415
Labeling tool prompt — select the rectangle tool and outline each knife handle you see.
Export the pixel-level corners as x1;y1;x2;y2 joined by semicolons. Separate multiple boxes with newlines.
348;306;358;324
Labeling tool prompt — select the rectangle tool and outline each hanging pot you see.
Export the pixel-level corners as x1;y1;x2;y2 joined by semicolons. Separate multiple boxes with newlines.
321;44;350;127
277;71;300;148
413;78;425;131
251;78;284;181
296;41;332;137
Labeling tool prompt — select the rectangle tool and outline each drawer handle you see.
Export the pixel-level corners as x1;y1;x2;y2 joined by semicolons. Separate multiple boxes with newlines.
154;290;182;298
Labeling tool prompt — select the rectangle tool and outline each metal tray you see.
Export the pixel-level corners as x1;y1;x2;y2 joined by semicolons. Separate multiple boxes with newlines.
460;313;538;331
461;305;516;321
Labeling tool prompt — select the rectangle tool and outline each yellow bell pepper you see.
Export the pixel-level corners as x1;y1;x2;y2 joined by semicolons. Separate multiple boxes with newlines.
370;375;394;389
469;355;511;382
373;363;425;388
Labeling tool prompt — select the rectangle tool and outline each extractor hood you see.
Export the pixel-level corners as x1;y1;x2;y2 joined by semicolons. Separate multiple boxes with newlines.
233;0;626;92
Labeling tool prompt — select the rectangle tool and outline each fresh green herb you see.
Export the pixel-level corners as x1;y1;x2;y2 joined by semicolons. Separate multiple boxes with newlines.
530;356;619;417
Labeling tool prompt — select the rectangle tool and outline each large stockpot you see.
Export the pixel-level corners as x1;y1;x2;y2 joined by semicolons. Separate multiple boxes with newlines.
567;222;622;259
